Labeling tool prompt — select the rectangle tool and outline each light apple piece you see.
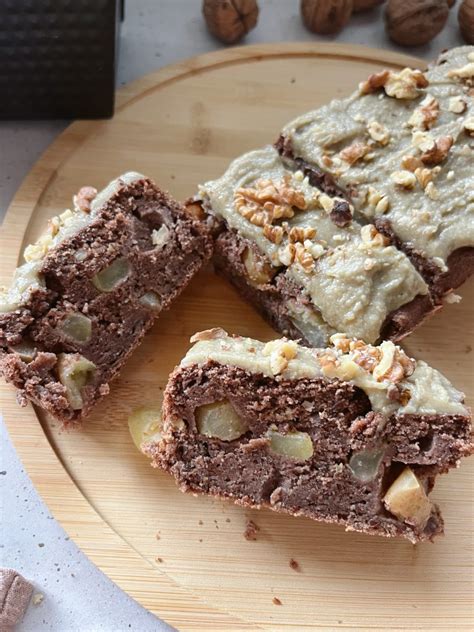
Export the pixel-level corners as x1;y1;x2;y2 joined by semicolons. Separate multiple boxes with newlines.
383;466;432;528
196;400;248;441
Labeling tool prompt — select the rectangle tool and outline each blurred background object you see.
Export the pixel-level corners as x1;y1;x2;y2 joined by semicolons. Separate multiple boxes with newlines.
0;0;124;119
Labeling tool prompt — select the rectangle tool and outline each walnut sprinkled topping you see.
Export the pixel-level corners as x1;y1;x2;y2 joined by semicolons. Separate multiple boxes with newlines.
278;242;316;271
360;68;428;99
360;224;390;247
359;70;390;94
411;131;436;152
447;62;474;81
262;339;298;375
448;96;467;114
367;121;390;145
390;170;417;189
339;141;371;165
263;224;284;244
414;167;434;189
407;95;439;130
235;178;306;227
73;186;97;213
288;226;317;243
401;155;423;172
365;186;390;215
190;328;228;343
425;181;439;200
464;117;474;137
420;135;453;165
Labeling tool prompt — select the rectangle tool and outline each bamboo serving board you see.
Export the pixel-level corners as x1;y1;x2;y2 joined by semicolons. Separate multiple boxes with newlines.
1;44;473;631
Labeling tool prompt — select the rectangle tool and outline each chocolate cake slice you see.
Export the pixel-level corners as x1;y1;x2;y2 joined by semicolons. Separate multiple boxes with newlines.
144;329;473;543
198;145;433;347
278;46;474;301
0;173;213;424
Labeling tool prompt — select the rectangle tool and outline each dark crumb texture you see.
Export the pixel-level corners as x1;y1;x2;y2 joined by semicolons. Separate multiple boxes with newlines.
151;362;473;543
0;177;213;424
244;519;260;541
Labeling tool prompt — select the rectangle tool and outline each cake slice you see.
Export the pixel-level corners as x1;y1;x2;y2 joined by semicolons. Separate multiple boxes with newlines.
0;173;213;424
198;145;434;347
278;45;474;299
143;329;472;543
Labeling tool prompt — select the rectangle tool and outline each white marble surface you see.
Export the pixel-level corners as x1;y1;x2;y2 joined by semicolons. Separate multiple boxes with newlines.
0;1;466;630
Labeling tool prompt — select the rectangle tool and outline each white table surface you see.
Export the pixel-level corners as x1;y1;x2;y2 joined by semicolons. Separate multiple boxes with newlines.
0;1;466;630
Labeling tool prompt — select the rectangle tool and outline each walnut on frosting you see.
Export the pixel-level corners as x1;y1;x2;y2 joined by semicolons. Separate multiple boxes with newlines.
367;121;390;145
73;186;97;214
262;339;298;375
359;67;428;99
339;141;371;166
420;135;453;165
235;177;307;227
360;224;390;247
407;95;439;130
190;328;228;343
447;62;474;84
278;241;317;271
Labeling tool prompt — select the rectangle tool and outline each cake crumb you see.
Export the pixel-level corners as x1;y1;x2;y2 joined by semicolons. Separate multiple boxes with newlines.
155;557;163;563
198;520;203;525
155;533;161;540
272;597;282;606
289;558;301;572
32;593;44;606
244;520;260;541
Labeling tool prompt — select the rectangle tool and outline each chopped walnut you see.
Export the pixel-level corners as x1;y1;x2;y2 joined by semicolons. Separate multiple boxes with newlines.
367;120;390;145
366;187;390;215
425;181;439;201
190;328;228;343
288;225;317;242
420;135;453;165
263;224;284;244
448;96;467;114
407;95;439;130
262;339;298;375
447;62;474;81
414;167;433;189
384;68;428;99
330;199;353;227
359;69;390;94
278;241;317;271
390;170;417;189
339;141;371;165
411;131;436;153
235;178;306;226
73;186;97;213
464;118;474;137
400;154;423;172
360;224;390;247
372;341;415;383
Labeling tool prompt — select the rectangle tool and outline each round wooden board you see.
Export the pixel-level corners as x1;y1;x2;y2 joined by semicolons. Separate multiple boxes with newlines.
1;43;473;631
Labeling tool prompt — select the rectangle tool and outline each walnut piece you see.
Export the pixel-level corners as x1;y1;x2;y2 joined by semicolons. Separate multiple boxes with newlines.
385;0;449;47
447;61;474;80
287;225;317;242
73;186;97;213
448;95;467;113
420;135;453;165
464;117;474;136
190;328;228;342
367;120;390;145
391;170;417;189
278;241;317;271
360;224;390;246
235;178;306;226
263;224;284;244
400;154;423;171
301;0;353;35
262;339;298;375
458;0;474;44
407;95;439;130
359;67;428;99
339;141;371;165
202;0;259;44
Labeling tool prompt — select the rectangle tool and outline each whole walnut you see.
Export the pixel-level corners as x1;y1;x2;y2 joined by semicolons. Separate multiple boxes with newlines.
459;0;474;42
203;0;259;44
385;0;449;46
301;0;353;35
353;0;384;11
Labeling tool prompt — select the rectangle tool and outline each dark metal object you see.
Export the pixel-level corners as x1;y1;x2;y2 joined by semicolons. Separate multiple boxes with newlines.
0;0;123;120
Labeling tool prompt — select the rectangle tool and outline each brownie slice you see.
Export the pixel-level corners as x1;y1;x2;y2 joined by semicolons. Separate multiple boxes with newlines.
198;145;434;347
146;329;473;543
278;46;474;301
0;173;213;424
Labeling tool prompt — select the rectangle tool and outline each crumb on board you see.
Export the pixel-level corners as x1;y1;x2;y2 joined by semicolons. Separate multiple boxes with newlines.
272;597;282;606
32;593;44;606
155;557;163;563
155;533;160;540
198;520;203;525
244;520;260;541
289;558;301;572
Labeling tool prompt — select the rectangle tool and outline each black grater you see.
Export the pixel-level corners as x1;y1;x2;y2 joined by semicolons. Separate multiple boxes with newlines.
0;0;124;119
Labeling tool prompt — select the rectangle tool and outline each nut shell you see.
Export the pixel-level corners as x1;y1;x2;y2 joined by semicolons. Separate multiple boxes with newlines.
301;0;353;35
459;0;474;42
385;0;449;46
353;0;384;11
202;0;259;44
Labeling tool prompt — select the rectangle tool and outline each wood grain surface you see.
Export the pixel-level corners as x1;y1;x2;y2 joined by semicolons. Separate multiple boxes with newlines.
0;43;472;631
